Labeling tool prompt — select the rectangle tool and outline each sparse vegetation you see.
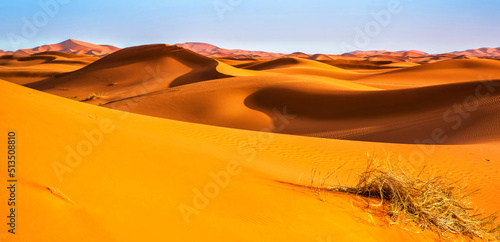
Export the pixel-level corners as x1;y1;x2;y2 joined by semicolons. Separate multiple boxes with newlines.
84;93;103;101
84;93;98;101
311;156;500;240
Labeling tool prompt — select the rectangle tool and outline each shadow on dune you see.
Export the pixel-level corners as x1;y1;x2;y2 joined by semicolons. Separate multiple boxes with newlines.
245;80;500;144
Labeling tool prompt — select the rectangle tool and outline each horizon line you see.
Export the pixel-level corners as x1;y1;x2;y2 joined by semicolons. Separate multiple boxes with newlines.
1;38;499;56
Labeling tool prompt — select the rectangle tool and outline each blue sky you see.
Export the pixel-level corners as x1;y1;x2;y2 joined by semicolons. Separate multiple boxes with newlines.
1;0;499;54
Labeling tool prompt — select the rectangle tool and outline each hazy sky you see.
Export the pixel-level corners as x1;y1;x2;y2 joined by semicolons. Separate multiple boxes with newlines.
1;0;499;54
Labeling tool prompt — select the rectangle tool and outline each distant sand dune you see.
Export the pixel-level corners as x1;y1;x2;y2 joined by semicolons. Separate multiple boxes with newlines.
0;39;120;57
355;59;500;89
0;52;98;85
243;57;351;72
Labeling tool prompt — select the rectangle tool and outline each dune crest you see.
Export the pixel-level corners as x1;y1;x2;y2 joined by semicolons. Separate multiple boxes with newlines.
26;44;236;104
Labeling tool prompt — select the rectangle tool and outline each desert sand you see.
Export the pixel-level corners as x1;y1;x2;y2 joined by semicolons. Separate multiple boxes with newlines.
0;52;99;85
1;42;500;241
0;39;119;57
25;45;500;144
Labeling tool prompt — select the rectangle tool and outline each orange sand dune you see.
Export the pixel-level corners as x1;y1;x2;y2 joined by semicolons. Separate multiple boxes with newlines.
216;58;261;67
103;74;377;131
5;39;120;57
316;59;401;70
2;79;499;241
354;59;500;89
26;45;239;104
2;41;500;241
246;80;500;144
21;46;500;146
176;42;286;59
308;54;334;61
234;57;369;80
5;40;499;63
261;67;364;80
103;73;500;145
243;57;350;72
285;52;311;59
340;50;494;64
231;60;269;69
0;52;98;85
380;62;420;68
450;47;500;57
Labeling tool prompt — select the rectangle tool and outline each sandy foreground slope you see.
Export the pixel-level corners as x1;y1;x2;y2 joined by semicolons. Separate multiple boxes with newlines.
1;74;500;241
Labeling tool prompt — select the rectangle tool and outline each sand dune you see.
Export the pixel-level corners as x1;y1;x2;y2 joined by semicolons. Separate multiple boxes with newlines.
243;57;350;72
99;62;500;146
2;39;119;57
341;50;429;63
2;39;500;241
284;52;311;59
450;47;500;57
345;50;428;58
176;42;286;59
26;45;240;104
21;45;500;147
103;74;377;131
102;72;500;145
3;40;499;64
3;78;500;241
0;52;98;85
341;50;498;64
308;54;334;61
172;42;500;61
234;57;367;80
246;80;500;144
354;59;500;89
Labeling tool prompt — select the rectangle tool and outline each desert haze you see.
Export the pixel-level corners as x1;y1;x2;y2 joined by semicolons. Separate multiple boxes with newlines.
1;39;500;241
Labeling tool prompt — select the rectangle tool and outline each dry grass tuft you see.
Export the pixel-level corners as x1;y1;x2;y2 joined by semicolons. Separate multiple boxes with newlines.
84;93;99;101
319;157;499;240
84;92;106;101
